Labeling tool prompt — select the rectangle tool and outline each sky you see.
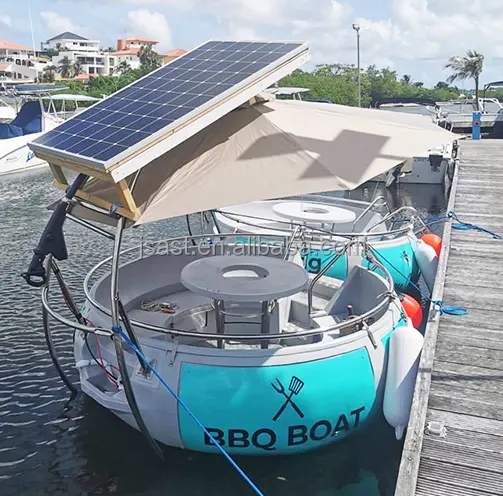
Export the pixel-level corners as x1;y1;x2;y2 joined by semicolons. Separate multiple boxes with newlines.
1;0;502;88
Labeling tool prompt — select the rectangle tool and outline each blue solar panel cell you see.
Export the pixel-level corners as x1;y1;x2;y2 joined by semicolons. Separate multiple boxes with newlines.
65;138;101;155
31;40;306;168
92;144;129;162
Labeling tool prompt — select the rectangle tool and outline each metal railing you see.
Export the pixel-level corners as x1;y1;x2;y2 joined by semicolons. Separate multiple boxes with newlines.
43;234;395;345
351;196;391;231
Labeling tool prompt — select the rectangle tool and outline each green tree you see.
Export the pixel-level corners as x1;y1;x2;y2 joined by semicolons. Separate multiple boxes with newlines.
44;48;59;58
115;60;132;76
58;56;74;79
138;45;161;74
445;50;484;109
41;64;58;82
73;60;84;77
401;74;412;85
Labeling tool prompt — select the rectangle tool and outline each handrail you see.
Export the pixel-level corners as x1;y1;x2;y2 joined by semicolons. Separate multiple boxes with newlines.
283;225;303;260
41;235;397;344
351;196;391;231
307;239;355;314
42;278;393;343
367;206;419;233
214;210;412;239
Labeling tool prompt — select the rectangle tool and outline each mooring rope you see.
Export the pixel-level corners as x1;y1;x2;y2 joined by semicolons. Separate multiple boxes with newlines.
111;326;265;496
368;247;467;316
421;211;502;239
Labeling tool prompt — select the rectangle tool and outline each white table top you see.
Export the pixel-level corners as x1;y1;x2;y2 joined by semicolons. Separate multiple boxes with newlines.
272;201;356;224
180;255;309;302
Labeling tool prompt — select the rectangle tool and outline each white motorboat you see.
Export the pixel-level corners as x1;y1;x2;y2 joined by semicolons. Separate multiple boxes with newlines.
0;93;99;176
437;92;503;137
22;40;448;472
372;98;458;185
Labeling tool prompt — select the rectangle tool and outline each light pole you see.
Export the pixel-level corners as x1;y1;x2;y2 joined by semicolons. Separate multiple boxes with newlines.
352;23;361;107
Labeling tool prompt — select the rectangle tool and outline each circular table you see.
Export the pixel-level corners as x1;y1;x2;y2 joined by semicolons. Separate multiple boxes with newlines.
180;255;309;302
272;201;356;226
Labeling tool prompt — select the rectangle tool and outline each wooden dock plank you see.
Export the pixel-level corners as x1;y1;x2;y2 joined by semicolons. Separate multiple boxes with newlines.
416;459;503;496
416;479;501;496
422;437;503;475
426;409;503;438
395;139;503;496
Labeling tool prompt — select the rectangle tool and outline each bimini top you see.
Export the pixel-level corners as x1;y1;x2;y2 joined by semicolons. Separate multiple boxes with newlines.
29;38;456;227
40;94;101;102
265;87;310;95
29;40;310;182
373;97;439;109
67;95;457;227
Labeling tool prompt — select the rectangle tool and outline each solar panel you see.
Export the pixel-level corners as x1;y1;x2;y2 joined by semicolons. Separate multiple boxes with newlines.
30;40;309;178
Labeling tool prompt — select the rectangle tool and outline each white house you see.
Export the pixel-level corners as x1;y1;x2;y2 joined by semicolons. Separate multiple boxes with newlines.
0;40;48;82
109;37;160;72
45;32;116;77
41;32;100;53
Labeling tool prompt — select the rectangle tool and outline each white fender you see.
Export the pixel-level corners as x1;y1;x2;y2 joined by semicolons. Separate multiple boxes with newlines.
415;239;438;294
384;325;424;440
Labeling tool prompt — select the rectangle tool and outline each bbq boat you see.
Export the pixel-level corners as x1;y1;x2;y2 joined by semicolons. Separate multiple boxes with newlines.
23;40;445;459
211;196;422;291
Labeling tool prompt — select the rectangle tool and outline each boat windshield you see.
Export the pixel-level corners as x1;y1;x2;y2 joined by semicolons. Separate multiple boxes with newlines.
379;104;434;117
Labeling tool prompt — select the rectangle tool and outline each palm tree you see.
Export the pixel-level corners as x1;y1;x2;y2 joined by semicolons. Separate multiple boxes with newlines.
58;56;74;79
445;50;484;109
115;60;131;76
138;45;161;74
73;60;84;77
45;64;57;77
43;64;58;82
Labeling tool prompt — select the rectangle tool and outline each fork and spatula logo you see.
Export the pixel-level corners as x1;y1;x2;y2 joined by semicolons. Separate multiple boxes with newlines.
271;376;305;421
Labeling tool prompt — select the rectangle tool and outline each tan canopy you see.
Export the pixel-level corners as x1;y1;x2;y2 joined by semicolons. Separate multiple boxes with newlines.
71;97;456;226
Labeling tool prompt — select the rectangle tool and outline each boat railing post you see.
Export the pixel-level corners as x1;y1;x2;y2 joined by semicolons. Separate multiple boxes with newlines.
307;239;355;315
214;299;225;349
260;300;271;350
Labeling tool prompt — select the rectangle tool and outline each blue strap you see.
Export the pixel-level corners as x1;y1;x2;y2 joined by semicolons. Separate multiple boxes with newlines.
111;326;264;496
448;211;502;239
369;248;467;317
432;301;467;316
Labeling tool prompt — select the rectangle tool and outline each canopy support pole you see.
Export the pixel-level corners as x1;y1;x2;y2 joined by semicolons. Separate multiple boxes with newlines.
110;216;164;459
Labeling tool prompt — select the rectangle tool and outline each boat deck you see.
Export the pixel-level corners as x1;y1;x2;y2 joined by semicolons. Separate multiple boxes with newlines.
395;139;503;496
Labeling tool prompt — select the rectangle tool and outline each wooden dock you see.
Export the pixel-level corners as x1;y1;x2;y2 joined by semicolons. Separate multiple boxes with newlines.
395;139;503;496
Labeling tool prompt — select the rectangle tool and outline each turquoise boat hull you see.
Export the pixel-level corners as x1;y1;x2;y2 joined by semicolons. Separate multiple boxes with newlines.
236;235;419;292
303;238;419;292
177;323;404;455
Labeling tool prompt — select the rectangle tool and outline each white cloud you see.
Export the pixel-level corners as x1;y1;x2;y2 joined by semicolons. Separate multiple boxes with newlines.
38;0;503;82
40;11;90;37
227;26;261;41
127;9;173;51
0;15;12;27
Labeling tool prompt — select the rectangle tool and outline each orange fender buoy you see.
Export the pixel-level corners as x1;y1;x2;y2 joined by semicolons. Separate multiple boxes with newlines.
421;233;442;258
400;294;423;329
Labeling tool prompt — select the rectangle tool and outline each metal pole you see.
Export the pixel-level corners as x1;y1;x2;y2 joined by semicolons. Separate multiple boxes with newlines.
357;30;361;107
110;216;163;459
352;23;361;107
